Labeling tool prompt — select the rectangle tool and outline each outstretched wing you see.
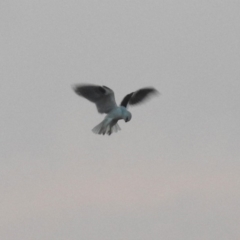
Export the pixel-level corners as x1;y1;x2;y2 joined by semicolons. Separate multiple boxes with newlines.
73;84;117;113
120;87;159;108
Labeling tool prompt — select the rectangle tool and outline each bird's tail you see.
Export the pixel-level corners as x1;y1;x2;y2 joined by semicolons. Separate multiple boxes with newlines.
92;119;121;135
111;123;121;134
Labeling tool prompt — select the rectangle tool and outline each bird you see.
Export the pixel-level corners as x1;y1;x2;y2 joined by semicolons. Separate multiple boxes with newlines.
73;84;159;135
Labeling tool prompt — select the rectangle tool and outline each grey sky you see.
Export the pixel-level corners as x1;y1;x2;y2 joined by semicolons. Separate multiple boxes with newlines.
1;0;240;239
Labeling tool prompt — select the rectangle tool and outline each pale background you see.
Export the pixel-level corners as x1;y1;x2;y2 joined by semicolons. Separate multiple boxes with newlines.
1;1;240;239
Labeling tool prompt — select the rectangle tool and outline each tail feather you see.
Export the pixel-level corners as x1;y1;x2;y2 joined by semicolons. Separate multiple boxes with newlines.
92;120;106;134
112;123;121;133
106;123;121;135
92;119;121;135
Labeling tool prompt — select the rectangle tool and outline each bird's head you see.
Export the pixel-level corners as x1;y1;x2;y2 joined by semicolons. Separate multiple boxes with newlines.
123;111;132;123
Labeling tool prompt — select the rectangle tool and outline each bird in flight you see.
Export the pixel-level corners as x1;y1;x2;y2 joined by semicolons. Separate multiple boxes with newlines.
73;84;159;135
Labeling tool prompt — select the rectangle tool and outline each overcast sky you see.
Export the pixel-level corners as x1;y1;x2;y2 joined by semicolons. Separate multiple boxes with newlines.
1;0;240;239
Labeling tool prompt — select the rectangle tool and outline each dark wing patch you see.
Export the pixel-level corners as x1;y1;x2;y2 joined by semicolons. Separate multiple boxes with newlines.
98;86;106;94
120;87;159;108
73;84;117;114
129;88;159;105
73;84;106;102
102;86;111;90
120;92;134;107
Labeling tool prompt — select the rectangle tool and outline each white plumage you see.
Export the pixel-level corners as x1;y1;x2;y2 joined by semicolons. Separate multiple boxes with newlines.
73;84;158;135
